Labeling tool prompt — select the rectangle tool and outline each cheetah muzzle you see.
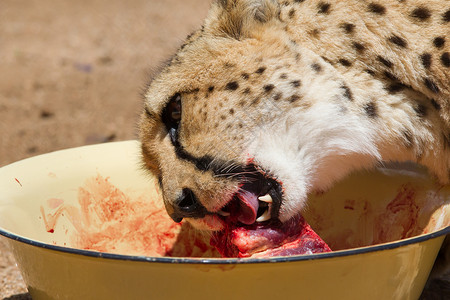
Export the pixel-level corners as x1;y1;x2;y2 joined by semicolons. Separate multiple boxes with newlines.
205;164;283;225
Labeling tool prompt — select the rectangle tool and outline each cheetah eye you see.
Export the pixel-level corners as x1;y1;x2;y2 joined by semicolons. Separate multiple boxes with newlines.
162;93;182;144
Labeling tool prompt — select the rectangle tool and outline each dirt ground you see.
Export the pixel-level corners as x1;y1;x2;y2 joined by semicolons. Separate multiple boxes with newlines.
0;0;448;299
0;0;210;298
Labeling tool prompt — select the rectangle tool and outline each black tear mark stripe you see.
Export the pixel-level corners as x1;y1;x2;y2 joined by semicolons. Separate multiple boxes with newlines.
172;139;245;177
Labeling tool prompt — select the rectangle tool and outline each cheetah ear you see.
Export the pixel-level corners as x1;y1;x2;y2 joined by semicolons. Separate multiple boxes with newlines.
205;0;279;40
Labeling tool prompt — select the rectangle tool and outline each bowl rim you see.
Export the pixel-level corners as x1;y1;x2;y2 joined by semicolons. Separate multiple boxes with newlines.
1;225;448;264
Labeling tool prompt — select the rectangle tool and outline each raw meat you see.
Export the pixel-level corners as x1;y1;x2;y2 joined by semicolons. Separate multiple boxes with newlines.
211;215;331;258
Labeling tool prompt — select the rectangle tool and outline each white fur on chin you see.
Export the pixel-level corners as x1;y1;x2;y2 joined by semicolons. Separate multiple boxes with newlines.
249;100;381;222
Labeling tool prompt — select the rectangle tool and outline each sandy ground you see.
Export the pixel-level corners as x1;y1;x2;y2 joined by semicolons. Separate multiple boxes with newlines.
0;0;448;299
0;0;210;298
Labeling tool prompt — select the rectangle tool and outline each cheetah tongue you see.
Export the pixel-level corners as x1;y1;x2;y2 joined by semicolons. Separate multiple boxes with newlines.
235;190;259;225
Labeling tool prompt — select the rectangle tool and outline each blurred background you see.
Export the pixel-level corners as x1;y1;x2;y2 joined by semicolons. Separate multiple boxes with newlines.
0;0;210;297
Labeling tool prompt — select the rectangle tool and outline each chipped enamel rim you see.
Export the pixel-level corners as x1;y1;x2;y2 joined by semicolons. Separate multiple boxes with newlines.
1;225;448;265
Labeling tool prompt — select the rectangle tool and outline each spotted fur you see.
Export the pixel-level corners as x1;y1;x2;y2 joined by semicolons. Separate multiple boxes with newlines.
140;0;449;231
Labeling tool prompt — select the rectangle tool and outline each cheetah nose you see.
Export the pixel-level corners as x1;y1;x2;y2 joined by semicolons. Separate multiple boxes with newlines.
169;188;208;222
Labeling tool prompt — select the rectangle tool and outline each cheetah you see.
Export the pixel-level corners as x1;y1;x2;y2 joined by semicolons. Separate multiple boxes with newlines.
140;0;449;229
140;0;449;285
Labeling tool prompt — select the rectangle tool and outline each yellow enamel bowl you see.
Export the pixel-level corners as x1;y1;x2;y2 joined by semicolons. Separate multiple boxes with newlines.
0;141;448;300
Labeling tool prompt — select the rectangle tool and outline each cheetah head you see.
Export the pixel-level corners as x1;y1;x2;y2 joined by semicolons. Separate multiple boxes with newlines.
139;0;380;231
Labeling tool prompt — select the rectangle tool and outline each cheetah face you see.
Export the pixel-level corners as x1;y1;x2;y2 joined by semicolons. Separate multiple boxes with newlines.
139;0;380;231
140;35;378;231
140;36;296;230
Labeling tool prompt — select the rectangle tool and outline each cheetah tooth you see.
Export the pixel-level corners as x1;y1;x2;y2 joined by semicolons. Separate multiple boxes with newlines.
258;194;273;203
256;208;271;222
